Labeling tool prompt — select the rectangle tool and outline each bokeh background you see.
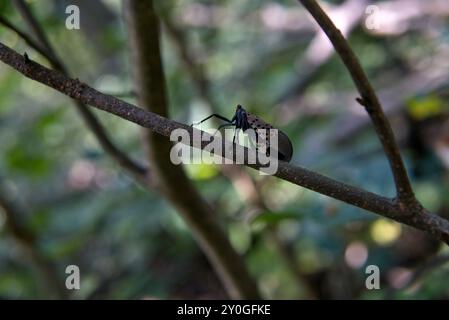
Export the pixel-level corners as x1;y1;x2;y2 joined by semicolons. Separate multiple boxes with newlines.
0;0;449;299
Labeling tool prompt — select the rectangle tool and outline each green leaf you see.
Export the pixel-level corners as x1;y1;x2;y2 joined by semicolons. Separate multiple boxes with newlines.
35;108;65;134
6;144;50;176
251;211;303;226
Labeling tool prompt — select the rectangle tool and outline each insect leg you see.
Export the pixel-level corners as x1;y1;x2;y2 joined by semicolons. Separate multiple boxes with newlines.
213;123;234;136
191;114;233;126
233;128;240;144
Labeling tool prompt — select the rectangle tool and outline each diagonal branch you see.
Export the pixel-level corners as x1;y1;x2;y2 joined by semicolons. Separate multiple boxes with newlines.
297;0;417;207
276;0;368;106
5;0;147;179
1;41;448;245
12;0;60;65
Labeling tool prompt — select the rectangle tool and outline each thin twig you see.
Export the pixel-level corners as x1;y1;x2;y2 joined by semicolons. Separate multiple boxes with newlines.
400;254;449;291
0;16;49;59
297;0;417;207
1;41;448;245
12;0;60;66
162;17;216;111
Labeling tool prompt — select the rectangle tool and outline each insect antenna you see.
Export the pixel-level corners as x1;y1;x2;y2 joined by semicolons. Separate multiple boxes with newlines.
191;114;233;126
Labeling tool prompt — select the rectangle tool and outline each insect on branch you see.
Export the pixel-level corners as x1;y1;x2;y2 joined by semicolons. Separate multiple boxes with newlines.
0;41;448;244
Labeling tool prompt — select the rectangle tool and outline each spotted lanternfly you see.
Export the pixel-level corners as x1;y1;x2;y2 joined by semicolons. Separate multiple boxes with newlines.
192;105;293;162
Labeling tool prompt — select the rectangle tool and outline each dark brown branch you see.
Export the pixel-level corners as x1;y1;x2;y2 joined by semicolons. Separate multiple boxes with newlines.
12;0;60;65
276;0;367;105
7;0;147;179
297;0;416;206
0;41;448;244
222;166;318;298
0;16;48;59
123;0;260;299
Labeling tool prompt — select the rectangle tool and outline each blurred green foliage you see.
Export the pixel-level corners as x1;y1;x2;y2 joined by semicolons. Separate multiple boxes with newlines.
0;0;449;299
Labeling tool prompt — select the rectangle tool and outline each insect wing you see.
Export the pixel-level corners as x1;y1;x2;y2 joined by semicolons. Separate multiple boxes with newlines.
245;113;293;162
246;113;272;153
246;112;273;130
